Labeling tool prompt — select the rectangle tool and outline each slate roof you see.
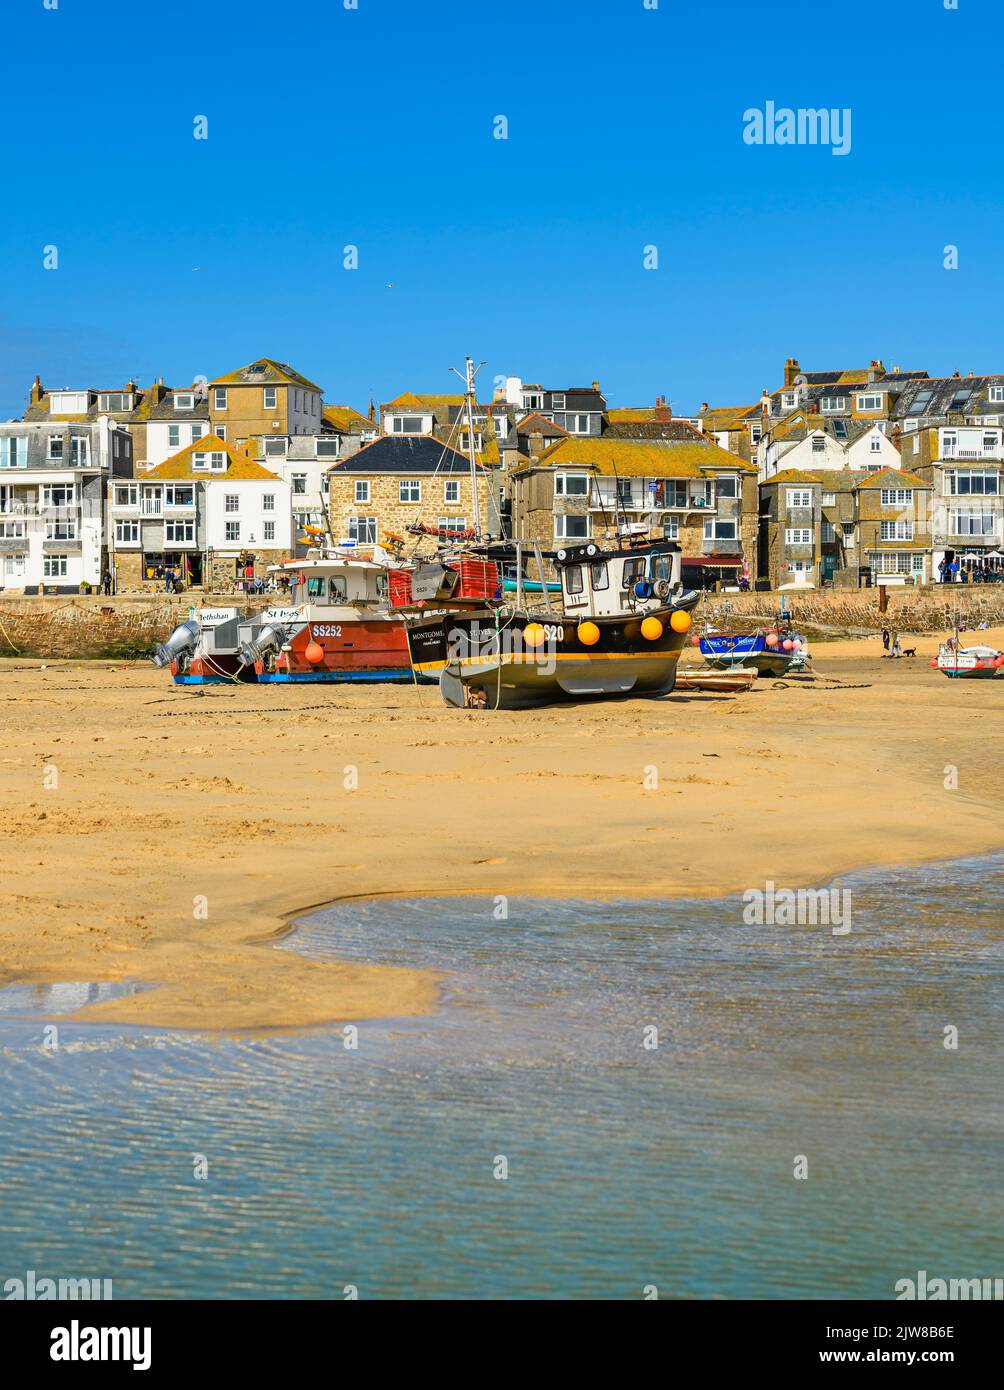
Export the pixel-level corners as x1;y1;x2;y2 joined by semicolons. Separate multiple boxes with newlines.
886;374;1004;422
328;434;488;474
602;420;709;442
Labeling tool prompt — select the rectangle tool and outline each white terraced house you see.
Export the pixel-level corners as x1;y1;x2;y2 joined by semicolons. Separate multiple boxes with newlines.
0;418;132;593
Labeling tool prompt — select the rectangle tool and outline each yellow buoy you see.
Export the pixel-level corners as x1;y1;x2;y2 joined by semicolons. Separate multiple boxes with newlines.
640;616;664;641
523;622;546;648
670;609;692;633
577;621;600;646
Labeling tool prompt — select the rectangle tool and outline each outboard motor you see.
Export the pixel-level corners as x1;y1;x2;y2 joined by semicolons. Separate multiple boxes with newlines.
150;619;199;669
237;623;287;669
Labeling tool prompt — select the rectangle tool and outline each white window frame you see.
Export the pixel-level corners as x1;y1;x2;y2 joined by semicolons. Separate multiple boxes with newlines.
399;479;421;503
214;388;228;411
263;520;275;542
555;472;589;497
443;479;460;504
856;393;883;411
349;515;378;544
785;528;813;545
174;392;195;411
554;514;591;540
263;387;278;411
880;520;914;540
786;489;813;508
224;521;240;542
880;488;913;506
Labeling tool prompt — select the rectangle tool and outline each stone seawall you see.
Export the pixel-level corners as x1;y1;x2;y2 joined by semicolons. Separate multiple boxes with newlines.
698;587;1004;636
0;596;260;660
2;587;1004;658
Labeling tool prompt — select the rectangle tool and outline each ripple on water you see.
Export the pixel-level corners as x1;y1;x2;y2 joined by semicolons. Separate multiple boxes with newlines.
1;852;1002;1298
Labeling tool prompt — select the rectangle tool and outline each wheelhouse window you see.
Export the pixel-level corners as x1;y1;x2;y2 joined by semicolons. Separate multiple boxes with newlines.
564;565;584;594
622;557;646;588
590;561;609;590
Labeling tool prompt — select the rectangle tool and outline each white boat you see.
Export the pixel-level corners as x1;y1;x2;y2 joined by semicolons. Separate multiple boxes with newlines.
935;637;1003;679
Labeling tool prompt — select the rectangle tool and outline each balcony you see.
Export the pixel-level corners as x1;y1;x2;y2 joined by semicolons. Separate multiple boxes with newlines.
701;538;742;556
941;445;1003;461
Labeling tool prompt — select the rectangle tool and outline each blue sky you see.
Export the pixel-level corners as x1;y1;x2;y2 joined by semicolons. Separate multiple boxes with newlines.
1;0;999;419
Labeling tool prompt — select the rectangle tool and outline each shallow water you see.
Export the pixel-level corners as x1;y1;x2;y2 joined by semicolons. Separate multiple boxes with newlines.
1;854;1002;1299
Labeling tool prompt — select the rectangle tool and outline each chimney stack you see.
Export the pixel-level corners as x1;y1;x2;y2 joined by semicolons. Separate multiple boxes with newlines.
30;374;43;406
591;380;600;392
654;395;672;421
868;359;884;382
784;357;800;388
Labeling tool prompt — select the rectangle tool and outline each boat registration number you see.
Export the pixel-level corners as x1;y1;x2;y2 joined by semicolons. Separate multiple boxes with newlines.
312;624;343;638
541;624;565;642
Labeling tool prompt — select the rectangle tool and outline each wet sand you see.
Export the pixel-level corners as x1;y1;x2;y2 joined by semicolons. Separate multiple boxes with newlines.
1;626;1002;1031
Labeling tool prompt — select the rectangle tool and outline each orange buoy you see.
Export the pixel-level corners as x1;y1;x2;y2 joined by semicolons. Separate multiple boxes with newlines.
640;616;664;641
577;621;600;646
304;640;325;664
523;622;546;648
669;609;691;633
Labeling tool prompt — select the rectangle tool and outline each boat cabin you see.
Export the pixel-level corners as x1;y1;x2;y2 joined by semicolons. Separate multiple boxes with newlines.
555;541;683;618
284;552;394;611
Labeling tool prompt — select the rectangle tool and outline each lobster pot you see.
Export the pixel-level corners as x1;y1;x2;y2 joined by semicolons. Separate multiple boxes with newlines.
389;571;413;607
452;557;500;601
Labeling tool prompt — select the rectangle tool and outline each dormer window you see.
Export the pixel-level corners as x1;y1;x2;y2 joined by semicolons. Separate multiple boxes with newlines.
990;386;1004;404
392;415;425;434
552;393;566;411
210;452;226;471
192;453;209;471
264;436;287;457
98;392;134;412
821;396;846;412
50;391;91;414
781;391;797;409
174;392;195;411
856;393;883;411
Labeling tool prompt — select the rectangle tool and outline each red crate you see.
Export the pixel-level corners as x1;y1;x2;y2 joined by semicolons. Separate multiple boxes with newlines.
388;570;413;607
451;558;500;600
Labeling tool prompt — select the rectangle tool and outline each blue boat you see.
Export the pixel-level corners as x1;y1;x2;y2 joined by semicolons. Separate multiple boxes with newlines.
699;628;808;676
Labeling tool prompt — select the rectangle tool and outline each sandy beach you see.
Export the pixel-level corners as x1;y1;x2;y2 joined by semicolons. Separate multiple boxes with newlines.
1;627;1002;1032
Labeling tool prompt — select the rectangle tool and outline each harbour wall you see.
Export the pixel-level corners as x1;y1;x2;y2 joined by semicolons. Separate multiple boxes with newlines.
2;588;1004;658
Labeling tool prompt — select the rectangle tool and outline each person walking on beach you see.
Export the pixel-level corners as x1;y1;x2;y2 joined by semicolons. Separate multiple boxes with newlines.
882;627;891;656
102;569;112;596
891;631;902;659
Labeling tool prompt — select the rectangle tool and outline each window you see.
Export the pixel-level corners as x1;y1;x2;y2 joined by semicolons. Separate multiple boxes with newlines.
873;552;924;575
715;476;738;497
551;393;566;411
225;494;239;513
786;489;813;508
990;386;1004;404
0;521;25;539
522;393;542;411
263;493;275;511
45;519;77;541
210;452;226;471
98;392;133;412
880;520;914;540
42;483;74;508
554;514;590;539
822;491;836;505
399;479;421;503
786;528;813;544
704;519;737;540
43;555;68;578
811;435;826;452
662;514;680;539
48;436;64;460
291;474;307;495
165;520;195;543
951;511;995;536
264;387;277;411
392;416;424;434
70;437;89;466
165;485;194;507
315;438;339;458
437;517;468;533
459;432;483;453
821;520;836;542
174;392;194;411
690;481;712;507
782;391;797;409
192;453;209;471
50;392;89;414
880;488;913;506
264;437;287;457
947;469;999;495
215;425;227;440
141;486;163;516
565;564;584;595
114;484;138;508
168;425;181;449
907;389;933;415
821;396;847;412
751;423;762;444
857;393;883;411
190;424;204;443
590;561;609;590
569;414;590;434
948;389;971;414
555;473;589;497
214;388;228;410
653;479;688;508
349;515;378;544
832;419;848;440
263;520;275;542
225;521;240;542
353;480;371;504
869;436;882;453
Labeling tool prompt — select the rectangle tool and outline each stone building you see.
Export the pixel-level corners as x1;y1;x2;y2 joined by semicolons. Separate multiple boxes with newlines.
208;358;324;451
326;435;495;546
511;430;758;589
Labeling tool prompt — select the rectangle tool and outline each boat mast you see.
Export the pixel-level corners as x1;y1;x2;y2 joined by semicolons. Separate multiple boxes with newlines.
451;356;485;539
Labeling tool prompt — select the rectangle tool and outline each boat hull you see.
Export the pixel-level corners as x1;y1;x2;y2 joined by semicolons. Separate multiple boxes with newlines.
408;605;694;709
699;633;795;676
171;653;256;685
257;618;414;683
